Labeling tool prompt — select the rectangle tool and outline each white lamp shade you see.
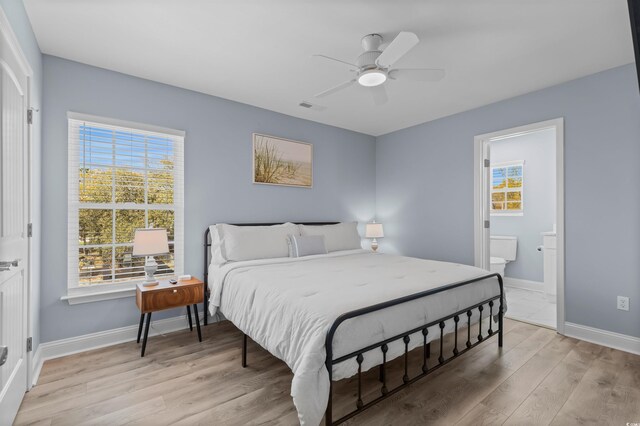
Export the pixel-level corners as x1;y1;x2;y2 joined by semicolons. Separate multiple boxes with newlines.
132;228;169;256
365;223;384;238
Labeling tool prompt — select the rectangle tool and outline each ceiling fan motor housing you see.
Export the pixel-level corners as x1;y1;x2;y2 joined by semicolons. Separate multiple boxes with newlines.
357;50;382;69
358;34;384;70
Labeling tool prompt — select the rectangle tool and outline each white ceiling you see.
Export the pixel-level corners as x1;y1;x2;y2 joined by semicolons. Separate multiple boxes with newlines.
24;0;634;136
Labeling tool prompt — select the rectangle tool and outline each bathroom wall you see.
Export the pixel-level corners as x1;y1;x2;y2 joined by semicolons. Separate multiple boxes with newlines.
490;128;556;283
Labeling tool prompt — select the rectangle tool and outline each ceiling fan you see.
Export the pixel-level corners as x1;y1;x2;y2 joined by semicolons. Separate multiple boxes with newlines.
313;32;445;105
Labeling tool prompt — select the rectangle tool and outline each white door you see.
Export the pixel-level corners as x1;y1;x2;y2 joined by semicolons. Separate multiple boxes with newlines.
0;18;30;425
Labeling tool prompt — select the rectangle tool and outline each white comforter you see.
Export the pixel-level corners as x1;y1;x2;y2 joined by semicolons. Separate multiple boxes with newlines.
208;250;502;426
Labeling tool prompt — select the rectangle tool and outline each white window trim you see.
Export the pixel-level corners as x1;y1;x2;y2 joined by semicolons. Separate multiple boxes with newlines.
67;111;186;138
490;160;524;217
64;112;185;304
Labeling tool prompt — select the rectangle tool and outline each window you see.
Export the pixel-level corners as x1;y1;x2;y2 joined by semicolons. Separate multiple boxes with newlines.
491;161;523;215
67;113;184;301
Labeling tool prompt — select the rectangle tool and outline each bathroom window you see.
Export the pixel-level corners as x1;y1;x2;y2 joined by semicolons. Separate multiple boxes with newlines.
491;161;523;216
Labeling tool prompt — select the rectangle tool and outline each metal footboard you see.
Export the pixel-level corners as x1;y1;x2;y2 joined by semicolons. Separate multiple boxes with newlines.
324;273;504;425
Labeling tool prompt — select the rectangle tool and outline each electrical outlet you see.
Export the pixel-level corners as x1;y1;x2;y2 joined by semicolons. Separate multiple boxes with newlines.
617;296;629;311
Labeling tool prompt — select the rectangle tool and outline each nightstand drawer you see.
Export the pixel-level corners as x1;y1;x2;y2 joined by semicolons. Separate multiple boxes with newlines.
139;284;203;312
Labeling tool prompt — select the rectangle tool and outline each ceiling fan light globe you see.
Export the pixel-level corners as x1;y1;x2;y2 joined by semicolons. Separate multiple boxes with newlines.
358;70;387;87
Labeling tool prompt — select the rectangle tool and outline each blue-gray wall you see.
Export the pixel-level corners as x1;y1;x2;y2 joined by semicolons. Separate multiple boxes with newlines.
41;55;376;343
377;64;640;338
39;55;640;342
1;0;43;351
491;128;556;283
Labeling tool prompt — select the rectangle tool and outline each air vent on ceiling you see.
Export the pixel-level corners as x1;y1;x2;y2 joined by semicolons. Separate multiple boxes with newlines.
299;101;326;111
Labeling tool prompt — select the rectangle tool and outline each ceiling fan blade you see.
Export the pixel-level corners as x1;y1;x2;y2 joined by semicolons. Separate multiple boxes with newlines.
315;78;356;98
375;31;419;68
389;68;445;82
371;85;388;106
312;54;358;70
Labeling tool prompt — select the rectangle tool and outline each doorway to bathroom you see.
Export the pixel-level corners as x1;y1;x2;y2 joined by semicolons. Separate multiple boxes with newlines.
473;119;564;333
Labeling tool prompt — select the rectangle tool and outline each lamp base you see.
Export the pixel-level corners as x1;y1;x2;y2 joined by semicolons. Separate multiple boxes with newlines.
371;238;379;252
143;256;159;286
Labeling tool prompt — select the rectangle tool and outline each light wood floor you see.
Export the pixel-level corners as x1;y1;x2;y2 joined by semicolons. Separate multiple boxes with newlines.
15;319;640;426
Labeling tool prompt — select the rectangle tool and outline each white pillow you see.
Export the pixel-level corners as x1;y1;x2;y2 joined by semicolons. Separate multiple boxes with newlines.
212;223;300;263
287;235;328;257
300;222;362;252
209;225;227;266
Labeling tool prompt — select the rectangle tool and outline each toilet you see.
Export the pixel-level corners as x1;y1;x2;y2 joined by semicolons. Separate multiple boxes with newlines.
490;236;517;277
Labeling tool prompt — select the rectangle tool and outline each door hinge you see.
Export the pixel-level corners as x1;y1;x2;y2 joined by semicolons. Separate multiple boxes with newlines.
484;220;490;229
484;159;490;167
27;109;33;125
28;223;33;238
26;337;32;353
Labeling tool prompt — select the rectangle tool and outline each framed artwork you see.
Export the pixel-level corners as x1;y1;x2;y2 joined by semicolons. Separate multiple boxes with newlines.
252;133;313;188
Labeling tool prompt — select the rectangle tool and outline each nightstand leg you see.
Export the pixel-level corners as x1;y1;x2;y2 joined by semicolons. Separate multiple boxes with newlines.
137;313;144;343
141;312;152;357
186;305;193;331
193;304;202;342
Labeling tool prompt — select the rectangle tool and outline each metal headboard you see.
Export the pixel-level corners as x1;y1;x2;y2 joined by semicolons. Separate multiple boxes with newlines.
202;222;339;324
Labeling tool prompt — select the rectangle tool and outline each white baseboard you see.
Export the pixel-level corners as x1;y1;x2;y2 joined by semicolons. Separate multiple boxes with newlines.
503;277;545;293
32;312;207;387
564;322;640;356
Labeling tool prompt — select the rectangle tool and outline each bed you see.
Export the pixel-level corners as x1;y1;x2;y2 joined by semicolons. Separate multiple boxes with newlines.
202;222;504;426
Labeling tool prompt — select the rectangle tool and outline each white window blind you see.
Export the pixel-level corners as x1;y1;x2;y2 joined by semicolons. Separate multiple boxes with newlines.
67;113;184;292
490;161;524;216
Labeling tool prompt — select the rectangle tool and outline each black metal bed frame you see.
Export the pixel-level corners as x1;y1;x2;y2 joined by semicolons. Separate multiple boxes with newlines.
324;274;503;425
203;223;504;426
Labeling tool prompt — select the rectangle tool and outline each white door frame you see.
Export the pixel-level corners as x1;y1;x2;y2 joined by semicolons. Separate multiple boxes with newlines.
0;6;34;386
473;118;565;334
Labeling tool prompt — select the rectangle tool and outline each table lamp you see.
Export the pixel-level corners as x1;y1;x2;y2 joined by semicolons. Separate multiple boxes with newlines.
365;222;384;252
133;228;169;286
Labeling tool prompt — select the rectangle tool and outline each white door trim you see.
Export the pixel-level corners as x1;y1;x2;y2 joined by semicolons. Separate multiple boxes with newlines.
0;5;35;390
0;9;33;77
473;118;565;335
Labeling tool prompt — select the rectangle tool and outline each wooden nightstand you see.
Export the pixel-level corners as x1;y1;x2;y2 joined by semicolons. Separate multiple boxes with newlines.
136;277;204;357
